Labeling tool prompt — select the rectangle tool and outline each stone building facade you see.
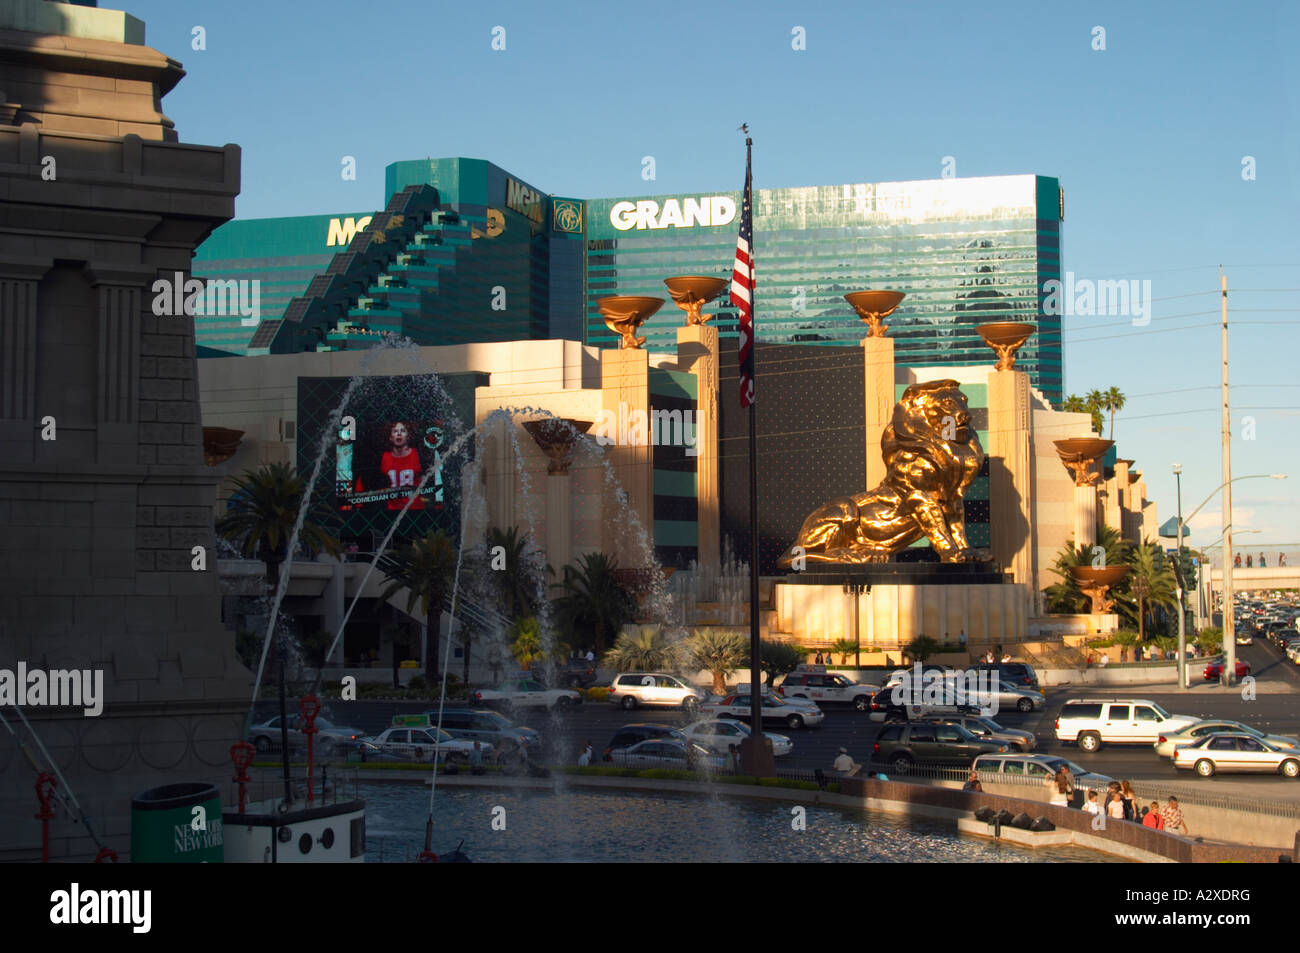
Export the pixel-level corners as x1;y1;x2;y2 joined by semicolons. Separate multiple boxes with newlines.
0;2;250;860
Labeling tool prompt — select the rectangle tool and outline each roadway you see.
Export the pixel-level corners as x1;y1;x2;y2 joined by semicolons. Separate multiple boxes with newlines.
261;637;1300;801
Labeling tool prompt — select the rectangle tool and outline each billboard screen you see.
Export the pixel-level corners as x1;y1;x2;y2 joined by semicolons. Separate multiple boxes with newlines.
336;419;447;511
297;372;487;546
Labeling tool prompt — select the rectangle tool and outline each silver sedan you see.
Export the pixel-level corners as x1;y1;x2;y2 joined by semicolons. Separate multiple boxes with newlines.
608;739;727;770
1153;720;1300;759
681;718;793;757
1173;733;1300;778
985;681;1045;713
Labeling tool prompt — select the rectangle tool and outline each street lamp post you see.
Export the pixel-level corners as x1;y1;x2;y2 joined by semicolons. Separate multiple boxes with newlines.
1173;473;1285;684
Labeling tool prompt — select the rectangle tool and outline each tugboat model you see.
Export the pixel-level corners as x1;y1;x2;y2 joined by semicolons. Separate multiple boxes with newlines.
222;694;365;863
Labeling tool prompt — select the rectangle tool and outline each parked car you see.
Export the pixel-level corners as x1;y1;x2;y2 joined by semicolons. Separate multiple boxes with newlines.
431;708;540;756
871;721;1007;771
680;718;793;757
1173;733;1300;778
1154;719;1300;759
1202;659;1251;681
472;678;581;711
608;673;707;711
1053;699;1199;752
972;753;1112;788
916;713;1036;751
700;692;825;729
777;668;876;710
989;680;1045;713
548;660;599;689
602;723;687;762
608;738;726;771
972;661;1040;689
247;714;367;754
868;673;985;721
360;726;484;764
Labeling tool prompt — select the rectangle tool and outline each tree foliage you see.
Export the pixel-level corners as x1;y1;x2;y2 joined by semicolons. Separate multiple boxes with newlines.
216;462;340;588
686;627;748;694
554;552;638;655
602;625;679;673
377;529;458;680
755;640;809;687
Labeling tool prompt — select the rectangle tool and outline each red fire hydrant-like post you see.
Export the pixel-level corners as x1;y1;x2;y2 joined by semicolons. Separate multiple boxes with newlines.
299;694;322;805
34;773;57;864
230;741;255;814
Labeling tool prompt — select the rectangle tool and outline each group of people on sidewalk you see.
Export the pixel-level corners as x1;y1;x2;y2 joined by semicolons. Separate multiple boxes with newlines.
1081;780;1189;834
956;766;1192;837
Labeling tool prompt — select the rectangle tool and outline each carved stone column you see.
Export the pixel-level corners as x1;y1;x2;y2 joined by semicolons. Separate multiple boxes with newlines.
677;323;719;570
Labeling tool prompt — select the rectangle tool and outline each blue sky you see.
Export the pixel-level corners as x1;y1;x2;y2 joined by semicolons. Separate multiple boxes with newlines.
129;0;1299;558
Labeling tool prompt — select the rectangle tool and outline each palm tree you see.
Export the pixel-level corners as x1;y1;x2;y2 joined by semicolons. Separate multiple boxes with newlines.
1061;394;1104;436
1044;525;1130;614
686;627;748;694
1102;386;1126;440
602;626;679;673
903;635;939;664
1084;388;1107;435
755;640;809;688
487;525;542;620
217;462;341;590
509;616;543;671
381;622;414;690
377;529;458;681
554;552;638;655
1121;541;1179;641
830;639;856;666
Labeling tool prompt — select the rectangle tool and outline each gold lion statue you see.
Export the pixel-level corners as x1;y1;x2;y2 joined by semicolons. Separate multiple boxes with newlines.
778;379;984;566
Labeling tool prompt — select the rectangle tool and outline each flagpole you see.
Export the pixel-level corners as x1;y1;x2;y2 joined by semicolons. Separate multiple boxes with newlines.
739;133;771;775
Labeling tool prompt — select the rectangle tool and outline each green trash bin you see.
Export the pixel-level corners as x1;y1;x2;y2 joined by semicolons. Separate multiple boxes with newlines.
131;782;224;863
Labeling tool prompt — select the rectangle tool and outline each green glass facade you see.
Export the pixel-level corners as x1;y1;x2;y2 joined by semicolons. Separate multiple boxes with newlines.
584;174;1064;404
193;212;374;355
192;160;1062;405
192;159;584;356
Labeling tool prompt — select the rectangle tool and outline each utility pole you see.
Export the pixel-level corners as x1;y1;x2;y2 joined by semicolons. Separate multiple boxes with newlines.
1220;268;1235;685
1174;464;1186;689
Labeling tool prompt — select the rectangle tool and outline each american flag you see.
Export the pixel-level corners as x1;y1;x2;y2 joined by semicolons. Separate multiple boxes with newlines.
730;141;755;408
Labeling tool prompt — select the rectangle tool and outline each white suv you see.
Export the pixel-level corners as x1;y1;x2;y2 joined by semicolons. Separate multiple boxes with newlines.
1054;699;1198;752
608;673;707;711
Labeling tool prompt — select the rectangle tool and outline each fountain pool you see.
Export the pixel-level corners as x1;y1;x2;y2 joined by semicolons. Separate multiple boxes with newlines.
360;783;1126;863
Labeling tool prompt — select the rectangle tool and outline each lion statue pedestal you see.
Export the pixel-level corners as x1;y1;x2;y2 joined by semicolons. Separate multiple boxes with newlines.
771;379;1026;648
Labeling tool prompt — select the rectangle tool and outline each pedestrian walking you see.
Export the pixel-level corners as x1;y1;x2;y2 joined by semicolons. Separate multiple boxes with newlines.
727;744;740;773
1280;552;1288;567
1259;553;1266;568
1234;553;1241;568
469;740;486;776
1142;802;1165;830
1161;796;1190;835
577;740;593;766
1246;554;1253;568
814;651;823;665
958;629;968;652
1060;763;1076;806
